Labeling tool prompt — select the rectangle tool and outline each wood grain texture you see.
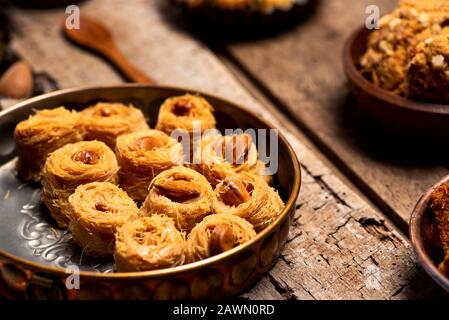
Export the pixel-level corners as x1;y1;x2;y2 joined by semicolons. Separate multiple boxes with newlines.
223;0;449;230
8;0;444;299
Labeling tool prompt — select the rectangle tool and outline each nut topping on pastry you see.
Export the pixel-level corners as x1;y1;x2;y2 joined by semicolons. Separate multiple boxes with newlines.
220;176;251;206
95;202;111;212
73;150;99;165
93;106;113;117
231;134;251;164
215;134;252;165
209;224;236;255
172;99;195;116
154;179;201;202
135;136;165;151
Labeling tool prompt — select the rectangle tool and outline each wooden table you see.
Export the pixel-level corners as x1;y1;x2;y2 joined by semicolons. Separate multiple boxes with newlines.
1;0;447;299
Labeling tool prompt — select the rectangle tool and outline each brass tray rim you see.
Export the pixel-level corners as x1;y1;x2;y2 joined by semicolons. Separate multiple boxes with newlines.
0;84;301;280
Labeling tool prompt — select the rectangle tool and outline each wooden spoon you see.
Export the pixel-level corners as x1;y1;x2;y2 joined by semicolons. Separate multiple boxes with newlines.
63;15;155;84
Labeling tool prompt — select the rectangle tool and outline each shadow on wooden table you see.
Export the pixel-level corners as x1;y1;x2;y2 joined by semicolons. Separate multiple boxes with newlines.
393;266;449;300
336;91;449;169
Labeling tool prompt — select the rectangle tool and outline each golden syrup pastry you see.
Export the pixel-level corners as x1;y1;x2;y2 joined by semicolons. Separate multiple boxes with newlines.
186;213;256;262
115;129;184;202
81;102;149;149
14;107;84;182
140;166;214;232
41;141;118;228
114;215;186;271
212;172;284;231
68;182;139;257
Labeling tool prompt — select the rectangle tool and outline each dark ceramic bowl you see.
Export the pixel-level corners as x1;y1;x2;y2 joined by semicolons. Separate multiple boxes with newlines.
169;0;318;36
343;27;449;140
0;84;301;300
410;175;449;293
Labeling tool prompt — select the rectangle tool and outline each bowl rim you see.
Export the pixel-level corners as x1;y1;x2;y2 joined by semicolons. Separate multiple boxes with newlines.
410;174;449;291
343;26;449;115
0;83;302;280
173;0;316;14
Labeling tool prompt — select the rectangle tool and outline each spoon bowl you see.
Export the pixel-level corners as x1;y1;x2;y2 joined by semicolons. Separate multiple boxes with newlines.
63;15;155;84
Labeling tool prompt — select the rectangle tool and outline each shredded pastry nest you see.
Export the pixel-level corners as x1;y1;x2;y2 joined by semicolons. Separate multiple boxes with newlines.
68;182;139;257
81;102;149;149
114;215;186;272
115;129;184;202
192;132;270;186
14;107;84;182
140;166;214;232
41;141;119;228
213;172;284;232
186;213;256;262
155;94;216;137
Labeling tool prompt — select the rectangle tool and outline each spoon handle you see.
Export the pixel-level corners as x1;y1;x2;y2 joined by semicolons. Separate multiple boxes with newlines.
104;47;155;84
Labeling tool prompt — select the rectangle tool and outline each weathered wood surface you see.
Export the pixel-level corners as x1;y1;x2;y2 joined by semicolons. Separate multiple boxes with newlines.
224;0;449;230
7;0;444;299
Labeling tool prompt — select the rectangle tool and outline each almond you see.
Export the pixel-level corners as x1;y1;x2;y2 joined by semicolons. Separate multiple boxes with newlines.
73;150;99;165
209;224;236;255
135;136;165;151
94;106;112;117
219;176;251;206
172;99;194;116
95;203;111;212
135;231;158;246
0;61;33;99
233;134;252;164
215;134;252;165
154;179;200;202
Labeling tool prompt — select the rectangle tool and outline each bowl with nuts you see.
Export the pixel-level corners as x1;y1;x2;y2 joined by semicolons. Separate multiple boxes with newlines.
0;84;301;300
167;0;319;37
410;174;449;293
343;1;449;140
